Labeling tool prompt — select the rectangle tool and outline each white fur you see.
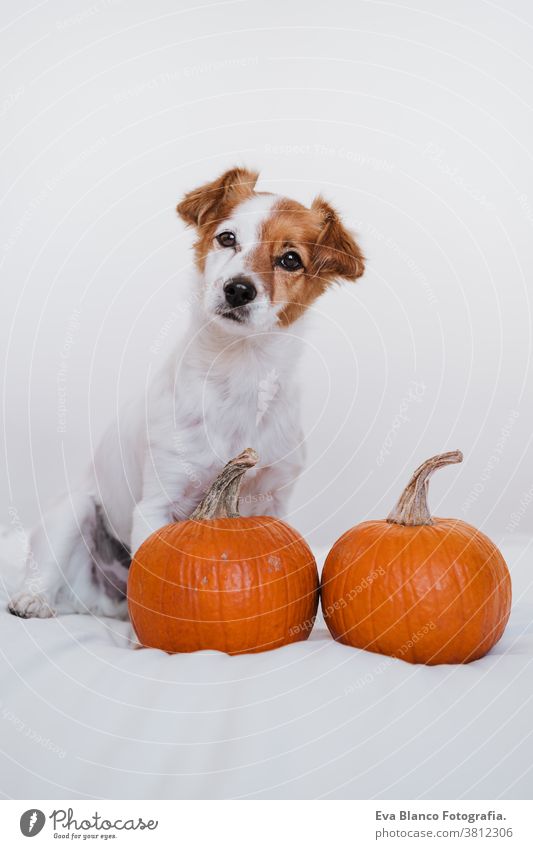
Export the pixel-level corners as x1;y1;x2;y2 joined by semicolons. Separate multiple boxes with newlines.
203;194;282;333
8;194;307;619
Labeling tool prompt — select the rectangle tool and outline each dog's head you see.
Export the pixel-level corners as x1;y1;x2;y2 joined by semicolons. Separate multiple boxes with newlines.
177;167;365;333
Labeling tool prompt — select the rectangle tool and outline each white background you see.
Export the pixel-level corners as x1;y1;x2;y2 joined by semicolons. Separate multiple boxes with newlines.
1;0;532;547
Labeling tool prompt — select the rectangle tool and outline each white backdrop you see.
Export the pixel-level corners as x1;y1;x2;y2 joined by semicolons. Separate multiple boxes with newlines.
1;0;532;548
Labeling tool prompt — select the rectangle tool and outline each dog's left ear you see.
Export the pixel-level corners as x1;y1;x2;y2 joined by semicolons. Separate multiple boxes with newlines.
310;196;365;282
177;167;259;228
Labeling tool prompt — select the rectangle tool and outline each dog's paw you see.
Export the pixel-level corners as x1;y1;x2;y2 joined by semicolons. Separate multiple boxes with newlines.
8;592;56;619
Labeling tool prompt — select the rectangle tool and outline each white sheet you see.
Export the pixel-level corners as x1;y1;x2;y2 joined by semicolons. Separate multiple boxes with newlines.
1;533;532;800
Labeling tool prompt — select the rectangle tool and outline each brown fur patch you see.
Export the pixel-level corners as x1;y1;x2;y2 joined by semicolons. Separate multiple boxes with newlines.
177;167;259;271
246;198;365;326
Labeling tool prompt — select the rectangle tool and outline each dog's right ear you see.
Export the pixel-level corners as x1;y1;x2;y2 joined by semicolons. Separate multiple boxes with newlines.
177;167;259;228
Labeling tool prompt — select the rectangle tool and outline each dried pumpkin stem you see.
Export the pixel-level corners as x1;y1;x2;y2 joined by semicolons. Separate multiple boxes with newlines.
190;448;259;520
386;450;463;526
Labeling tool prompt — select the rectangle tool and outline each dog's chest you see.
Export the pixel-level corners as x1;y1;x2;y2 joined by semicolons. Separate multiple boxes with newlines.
180;349;295;467
204;365;290;458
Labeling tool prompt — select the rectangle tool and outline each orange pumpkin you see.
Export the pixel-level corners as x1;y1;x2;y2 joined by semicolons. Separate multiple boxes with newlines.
128;448;319;654
321;451;511;665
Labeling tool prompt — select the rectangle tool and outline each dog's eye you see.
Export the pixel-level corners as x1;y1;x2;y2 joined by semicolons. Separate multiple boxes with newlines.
216;231;236;248
278;251;303;271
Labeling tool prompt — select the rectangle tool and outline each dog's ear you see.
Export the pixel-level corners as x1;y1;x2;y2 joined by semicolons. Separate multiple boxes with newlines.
177;167;259;228
310;196;365;282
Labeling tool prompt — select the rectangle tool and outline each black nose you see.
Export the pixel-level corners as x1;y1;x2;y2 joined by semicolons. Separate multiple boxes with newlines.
224;277;257;308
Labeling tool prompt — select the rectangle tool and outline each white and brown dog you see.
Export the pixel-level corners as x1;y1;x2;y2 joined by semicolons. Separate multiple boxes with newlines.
8;167;364;619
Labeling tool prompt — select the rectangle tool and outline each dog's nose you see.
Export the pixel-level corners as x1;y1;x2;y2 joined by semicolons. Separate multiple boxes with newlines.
223;277;257;308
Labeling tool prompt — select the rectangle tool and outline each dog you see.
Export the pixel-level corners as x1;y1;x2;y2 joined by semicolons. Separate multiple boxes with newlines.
8;167;364;619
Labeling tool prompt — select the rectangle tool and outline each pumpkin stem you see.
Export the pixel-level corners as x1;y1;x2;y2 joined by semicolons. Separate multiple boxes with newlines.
190;448;259;520
386;450;463;526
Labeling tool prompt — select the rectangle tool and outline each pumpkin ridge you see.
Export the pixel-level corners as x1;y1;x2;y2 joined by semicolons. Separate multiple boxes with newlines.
426;526;493;661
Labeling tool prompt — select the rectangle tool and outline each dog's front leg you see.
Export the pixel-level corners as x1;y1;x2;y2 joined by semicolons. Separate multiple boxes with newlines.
129;459;204;555
130;494;204;554
245;461;303;520
129;499;174;556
